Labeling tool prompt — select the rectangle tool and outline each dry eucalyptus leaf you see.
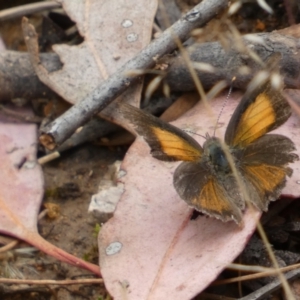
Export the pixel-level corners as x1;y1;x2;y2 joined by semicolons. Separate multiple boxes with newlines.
0;120;100;275
30;0;157;114
98;90;300;300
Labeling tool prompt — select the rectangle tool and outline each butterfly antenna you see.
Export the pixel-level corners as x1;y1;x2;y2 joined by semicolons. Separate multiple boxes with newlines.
213;76;236;136
184;130;206;139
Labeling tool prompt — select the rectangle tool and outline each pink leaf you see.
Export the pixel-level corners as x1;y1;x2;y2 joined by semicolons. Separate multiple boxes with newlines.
99;90;300;299
0;121;100;276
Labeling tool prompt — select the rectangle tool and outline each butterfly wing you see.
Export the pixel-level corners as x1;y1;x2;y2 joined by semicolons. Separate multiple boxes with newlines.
225;80;291;148
224;79;298;213
237;134;298;210
174;161;244;224
119;103;203;161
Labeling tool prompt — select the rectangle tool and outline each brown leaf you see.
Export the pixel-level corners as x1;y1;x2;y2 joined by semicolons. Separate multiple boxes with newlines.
24;0;157;119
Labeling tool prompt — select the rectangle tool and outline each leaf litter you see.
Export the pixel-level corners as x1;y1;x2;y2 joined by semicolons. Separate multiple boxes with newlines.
1;0;300;299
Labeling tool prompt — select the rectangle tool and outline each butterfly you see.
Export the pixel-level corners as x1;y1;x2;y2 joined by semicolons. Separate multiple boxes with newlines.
119;77;298;225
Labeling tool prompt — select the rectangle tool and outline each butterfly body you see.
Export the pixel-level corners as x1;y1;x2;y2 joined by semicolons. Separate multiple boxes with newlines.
203;137;231;174
120;79;298;225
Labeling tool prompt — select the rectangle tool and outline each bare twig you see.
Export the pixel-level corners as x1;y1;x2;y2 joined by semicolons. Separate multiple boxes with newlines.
38;151;60;164
214;263;300;285
38;209;49;220
0;240;18;253
0;1;61;21
239;268;300;300
31;0;228;149
0;278;103;285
